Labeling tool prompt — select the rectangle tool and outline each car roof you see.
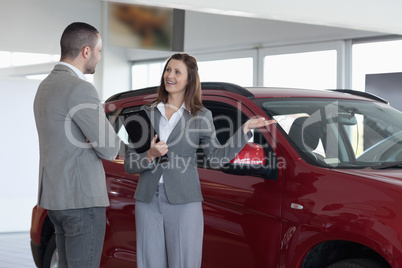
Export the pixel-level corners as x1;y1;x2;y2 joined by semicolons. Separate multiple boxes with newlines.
246;87;388;103
105;82;388;104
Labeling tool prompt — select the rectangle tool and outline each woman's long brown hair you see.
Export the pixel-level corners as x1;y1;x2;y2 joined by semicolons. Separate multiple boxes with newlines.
152;53;204;115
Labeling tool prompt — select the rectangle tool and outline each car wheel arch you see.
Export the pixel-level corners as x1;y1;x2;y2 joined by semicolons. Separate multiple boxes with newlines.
300;240;390;268
39;216;55;267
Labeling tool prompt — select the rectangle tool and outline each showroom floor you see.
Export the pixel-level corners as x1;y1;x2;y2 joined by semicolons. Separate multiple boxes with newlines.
0;232;36;267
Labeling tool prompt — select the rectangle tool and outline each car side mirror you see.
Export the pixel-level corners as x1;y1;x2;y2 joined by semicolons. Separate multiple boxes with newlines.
221;142;277;180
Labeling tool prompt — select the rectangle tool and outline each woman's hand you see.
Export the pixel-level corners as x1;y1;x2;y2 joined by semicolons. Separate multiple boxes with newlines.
146;135;168;163
242;117;277;134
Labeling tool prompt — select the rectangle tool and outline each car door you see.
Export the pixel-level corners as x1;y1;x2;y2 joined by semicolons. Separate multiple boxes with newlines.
199;96;284;268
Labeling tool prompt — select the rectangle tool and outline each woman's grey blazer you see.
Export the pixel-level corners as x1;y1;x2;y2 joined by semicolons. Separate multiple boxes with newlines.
124;104;251;204
34;64;120;210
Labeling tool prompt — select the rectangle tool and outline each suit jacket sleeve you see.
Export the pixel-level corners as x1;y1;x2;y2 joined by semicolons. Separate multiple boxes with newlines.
67;81;120;160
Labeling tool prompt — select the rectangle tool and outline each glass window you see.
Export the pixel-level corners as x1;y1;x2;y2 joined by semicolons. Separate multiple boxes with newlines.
12;52;55;66
25;74;49;80
263;50;337;90
200;101;278;179
108;106;146;158
132;62;164;90
198;57;253;87
23;74;93;82
352;39;402;91
0;51;59;69
132;57;254;90
0;51;12;68
258;98;402;168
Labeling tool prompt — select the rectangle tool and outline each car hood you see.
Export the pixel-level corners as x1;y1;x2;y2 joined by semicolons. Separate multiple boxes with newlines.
334;169;402;186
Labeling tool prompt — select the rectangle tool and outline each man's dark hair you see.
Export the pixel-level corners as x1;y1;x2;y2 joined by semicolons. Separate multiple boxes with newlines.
60;22;99;60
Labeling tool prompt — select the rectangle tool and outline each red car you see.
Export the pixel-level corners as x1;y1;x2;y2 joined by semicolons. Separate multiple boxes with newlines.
31;82;402;268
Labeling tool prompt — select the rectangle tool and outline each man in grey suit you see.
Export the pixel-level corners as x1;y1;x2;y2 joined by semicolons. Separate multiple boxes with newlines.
34;22;120;268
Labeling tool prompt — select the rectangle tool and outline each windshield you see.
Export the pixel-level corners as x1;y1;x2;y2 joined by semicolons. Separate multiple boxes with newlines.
257;98;402;168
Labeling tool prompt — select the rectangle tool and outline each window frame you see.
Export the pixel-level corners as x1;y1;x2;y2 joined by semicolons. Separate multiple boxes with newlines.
199;97;280;179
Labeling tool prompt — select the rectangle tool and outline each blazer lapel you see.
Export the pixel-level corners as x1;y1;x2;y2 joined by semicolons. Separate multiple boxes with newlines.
167;111;191;144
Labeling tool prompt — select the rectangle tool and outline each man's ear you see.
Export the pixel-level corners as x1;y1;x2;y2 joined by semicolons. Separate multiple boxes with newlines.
82;46;91;59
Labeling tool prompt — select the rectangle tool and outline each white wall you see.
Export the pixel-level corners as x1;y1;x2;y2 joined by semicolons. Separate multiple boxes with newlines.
0;0;132;101
0;79;40;232
0;0;102;54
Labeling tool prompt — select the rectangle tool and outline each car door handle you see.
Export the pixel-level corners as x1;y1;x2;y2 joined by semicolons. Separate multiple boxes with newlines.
291;203;304;210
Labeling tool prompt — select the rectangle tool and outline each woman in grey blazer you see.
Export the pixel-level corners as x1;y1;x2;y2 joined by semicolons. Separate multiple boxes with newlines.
124;53;270;268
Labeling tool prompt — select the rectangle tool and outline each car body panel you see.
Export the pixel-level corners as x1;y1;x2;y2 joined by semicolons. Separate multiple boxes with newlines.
280;159;402;267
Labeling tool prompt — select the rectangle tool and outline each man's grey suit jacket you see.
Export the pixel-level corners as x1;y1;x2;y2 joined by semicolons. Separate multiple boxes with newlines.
124;104;251;204
34;64;120;210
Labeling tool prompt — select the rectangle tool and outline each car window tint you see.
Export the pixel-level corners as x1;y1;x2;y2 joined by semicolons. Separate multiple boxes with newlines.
107;106;143;158
199;101;278;175
260;98;402;167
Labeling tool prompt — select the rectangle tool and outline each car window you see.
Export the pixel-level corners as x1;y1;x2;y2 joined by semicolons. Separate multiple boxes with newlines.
107;106;142;158
107;101;279;173
258;98;402;168
198;101;278;174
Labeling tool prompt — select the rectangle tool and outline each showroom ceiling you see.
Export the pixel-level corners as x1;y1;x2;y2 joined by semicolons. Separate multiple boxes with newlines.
106;0;402;35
